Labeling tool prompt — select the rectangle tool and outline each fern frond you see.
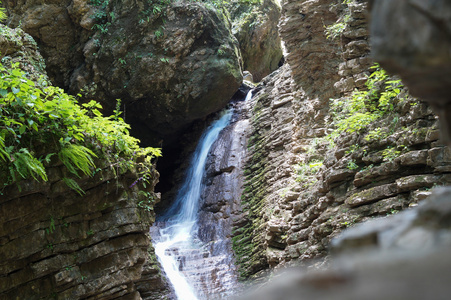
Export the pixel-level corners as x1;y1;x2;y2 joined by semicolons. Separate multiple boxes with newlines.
62;177;85;196
0;3;6;23
0;136;8;161
58;143;97;177
12;148;48;181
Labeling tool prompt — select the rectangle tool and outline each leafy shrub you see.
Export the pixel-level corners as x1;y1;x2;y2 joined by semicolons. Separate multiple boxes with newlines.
0;3;5;23
329;64;403;139
0;62;161;193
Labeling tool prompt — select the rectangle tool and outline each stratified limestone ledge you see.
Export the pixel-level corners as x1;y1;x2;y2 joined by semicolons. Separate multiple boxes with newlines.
0;163;168;299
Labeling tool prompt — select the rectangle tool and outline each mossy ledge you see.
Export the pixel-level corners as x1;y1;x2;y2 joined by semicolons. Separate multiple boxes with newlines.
232;91;271;279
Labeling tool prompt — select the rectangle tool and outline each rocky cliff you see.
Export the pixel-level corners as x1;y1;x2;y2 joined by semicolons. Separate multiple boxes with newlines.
0;25;170;299
3;0;243;146
0;161;167;299
233;0;451;279
229;0;283;82
4;0;451;298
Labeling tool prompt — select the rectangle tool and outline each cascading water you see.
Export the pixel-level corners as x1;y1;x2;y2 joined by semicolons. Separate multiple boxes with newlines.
153;110;233;300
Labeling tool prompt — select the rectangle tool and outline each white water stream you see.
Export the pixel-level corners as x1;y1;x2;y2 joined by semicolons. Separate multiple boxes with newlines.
154;110;233;300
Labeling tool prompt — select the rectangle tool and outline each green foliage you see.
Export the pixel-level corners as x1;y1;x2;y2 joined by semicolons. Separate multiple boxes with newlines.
139;0;173;24
63;177;85;196
45;217;56;235
364;127;388;142
345;143;360;154
329;64;403;140
10;148;47;182
137;189;156;212
90;0;112;34
325;14;350;40
0;62;161;193
0;1;6;23
325;0;353;40
154;27;164;39
381;146;405;162
295;160;323;187
59;143;97;177
346;159;359;170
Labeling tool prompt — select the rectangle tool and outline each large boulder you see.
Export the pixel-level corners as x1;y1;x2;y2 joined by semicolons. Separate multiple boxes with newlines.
3;0;242;145
369;0;451;143
229;0;283;82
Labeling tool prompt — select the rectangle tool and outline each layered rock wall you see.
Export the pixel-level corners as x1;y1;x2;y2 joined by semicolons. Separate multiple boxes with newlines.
233;0;451;278
233;64;296;277
0;161;170;299
230;0;283;82
0;25;170;300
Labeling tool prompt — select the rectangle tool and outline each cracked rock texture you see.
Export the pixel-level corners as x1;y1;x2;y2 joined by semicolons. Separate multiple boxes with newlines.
240;188;451;300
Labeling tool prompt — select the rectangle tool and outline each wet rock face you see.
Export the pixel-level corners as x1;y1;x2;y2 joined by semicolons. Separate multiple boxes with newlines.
4;0;242;145
230;0;283;82
195;100;250;297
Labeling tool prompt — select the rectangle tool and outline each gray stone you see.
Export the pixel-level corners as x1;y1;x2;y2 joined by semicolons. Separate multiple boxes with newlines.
345;184;398;208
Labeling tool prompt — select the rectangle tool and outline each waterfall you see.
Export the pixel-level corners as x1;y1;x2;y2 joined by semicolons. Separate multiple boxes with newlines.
153;110;233;300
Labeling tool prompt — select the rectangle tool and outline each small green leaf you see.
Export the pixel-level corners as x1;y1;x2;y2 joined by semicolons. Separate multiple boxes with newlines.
19;125;26;135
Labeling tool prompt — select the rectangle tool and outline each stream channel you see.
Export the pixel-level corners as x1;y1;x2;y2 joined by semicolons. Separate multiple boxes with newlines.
151;91;252;299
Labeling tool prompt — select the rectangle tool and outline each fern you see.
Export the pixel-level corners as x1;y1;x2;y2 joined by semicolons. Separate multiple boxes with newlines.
11;148;47;181
0;61;161;192
62;177;85;196
0;1;6;23
0;136;8;161
58;142;97;177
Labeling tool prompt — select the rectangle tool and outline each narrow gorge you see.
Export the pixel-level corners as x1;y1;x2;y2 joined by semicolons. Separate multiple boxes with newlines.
1;0;451;299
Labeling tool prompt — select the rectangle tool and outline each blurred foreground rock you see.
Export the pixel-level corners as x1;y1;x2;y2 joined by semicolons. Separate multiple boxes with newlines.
370;0;451;143
239;187;451;300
